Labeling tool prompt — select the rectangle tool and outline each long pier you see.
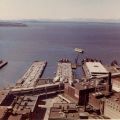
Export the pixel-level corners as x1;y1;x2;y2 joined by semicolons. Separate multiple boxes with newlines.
54;60;73;84
11;60;65;96
15;61;47;88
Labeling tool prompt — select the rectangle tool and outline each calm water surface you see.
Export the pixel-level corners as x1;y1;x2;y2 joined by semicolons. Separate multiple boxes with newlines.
0;22;120;88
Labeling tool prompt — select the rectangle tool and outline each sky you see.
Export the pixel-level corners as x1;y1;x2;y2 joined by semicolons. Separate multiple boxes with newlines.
0;0;120;20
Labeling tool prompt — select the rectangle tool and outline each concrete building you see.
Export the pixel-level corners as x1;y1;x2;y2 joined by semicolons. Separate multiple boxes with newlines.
64;82;95;106
89;92;104;114
7;95;39;120
82;59;108;79
88;72;112;114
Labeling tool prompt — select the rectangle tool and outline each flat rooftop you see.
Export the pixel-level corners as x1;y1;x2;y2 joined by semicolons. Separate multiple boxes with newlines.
86;61;108;74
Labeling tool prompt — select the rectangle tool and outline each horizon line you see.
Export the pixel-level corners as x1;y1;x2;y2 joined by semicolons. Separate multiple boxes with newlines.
1;18;120;24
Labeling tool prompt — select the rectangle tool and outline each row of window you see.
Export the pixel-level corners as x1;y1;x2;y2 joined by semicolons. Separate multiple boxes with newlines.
106;100;120;112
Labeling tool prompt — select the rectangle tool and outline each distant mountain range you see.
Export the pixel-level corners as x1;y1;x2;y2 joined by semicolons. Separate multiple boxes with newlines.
18;18;120;23
0;19;120;26
0;21;27;27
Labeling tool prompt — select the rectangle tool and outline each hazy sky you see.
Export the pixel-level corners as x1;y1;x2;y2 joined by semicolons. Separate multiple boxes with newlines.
0;0;120;20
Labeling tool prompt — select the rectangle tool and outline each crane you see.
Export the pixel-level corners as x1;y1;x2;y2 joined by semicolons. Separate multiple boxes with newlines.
74;48;84;66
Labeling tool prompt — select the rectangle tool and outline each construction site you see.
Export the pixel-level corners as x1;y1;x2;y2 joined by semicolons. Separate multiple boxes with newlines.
1;48;120;119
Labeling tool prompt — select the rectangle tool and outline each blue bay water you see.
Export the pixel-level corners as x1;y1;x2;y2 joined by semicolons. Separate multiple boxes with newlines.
0;22;120;88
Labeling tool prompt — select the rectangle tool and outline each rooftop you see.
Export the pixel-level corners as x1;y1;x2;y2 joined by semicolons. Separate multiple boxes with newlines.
11;95;38;116
49;103;80;120
86;61;108;74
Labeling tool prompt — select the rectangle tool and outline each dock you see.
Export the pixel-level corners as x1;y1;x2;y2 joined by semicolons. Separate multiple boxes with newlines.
1;57;120;120
54;60;73;84
82;59;108;79
15;61;47;88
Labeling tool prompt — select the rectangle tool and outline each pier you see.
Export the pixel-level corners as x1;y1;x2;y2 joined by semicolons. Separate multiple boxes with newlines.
82;60;108;79
54;60;73;84
1;56;120;120
15;61;47;88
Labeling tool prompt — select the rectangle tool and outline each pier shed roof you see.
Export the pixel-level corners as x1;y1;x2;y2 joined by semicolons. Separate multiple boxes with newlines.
86;61;108;74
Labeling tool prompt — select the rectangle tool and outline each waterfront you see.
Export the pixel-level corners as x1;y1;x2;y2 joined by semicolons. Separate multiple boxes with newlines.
0;22;120;88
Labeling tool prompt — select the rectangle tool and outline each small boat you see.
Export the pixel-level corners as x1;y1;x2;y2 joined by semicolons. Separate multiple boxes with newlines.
0;60;8;69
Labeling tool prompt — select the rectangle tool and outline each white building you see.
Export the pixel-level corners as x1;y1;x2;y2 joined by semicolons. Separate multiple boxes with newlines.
83;61;108;79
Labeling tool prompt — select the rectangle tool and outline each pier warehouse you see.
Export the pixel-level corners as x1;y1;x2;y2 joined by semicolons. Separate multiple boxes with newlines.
15;61;47;88
54;59;73;84
82;60;108;79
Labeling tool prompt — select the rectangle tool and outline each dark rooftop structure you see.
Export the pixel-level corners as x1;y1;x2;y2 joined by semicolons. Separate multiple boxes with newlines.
49;103;84;120
88;72;113;115
0;90;10;105
7;95;39;120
